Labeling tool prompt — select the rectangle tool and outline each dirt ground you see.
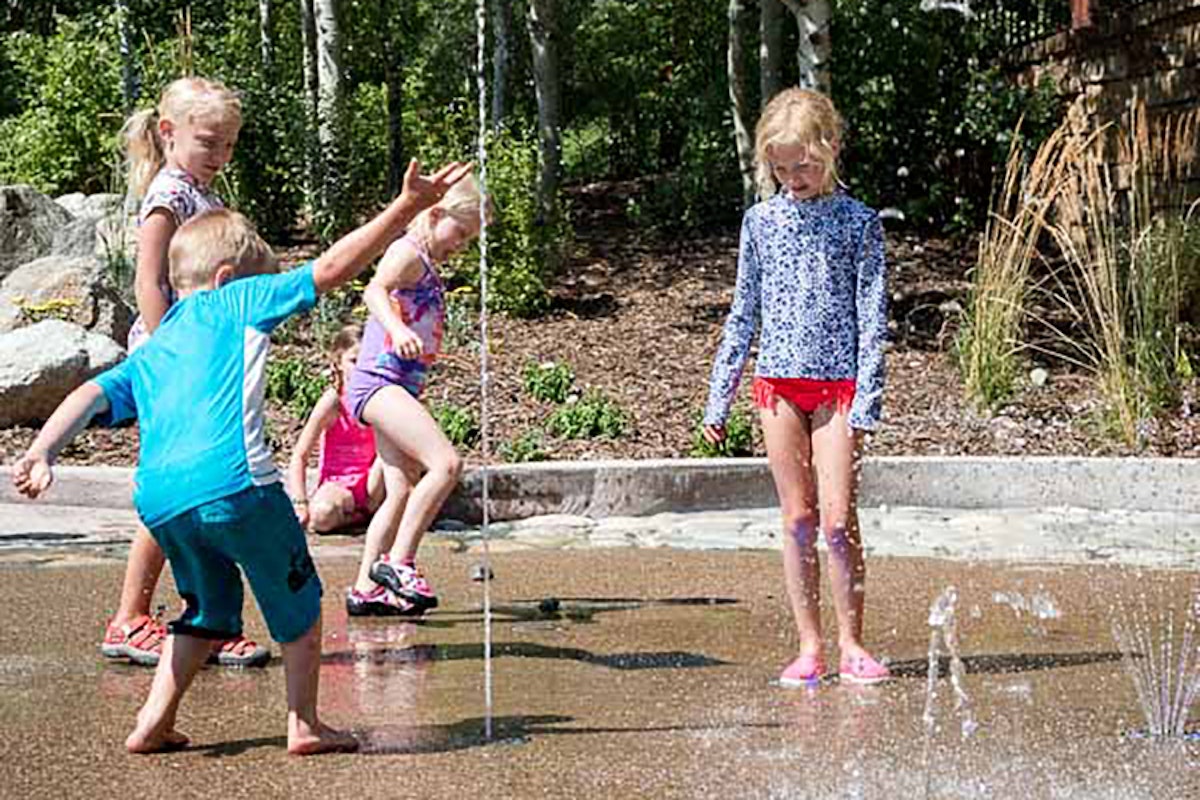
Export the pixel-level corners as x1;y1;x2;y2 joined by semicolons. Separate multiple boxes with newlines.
3;182;1198;467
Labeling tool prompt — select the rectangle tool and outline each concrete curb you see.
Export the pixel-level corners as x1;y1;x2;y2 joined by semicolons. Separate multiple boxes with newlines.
2;456;1197;520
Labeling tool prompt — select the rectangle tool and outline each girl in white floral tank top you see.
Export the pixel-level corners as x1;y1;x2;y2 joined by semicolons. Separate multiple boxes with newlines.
101;77;271;671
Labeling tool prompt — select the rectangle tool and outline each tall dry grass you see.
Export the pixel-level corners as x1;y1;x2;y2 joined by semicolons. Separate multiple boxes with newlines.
957;119;1079;410
1049;101;1200;445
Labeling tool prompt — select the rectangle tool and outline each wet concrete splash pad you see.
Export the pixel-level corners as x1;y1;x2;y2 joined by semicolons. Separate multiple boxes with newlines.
1;541;1196;798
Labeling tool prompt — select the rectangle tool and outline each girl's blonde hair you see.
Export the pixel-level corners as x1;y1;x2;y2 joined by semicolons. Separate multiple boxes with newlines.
754;88;843;201
123;76;243;198
329;324;364;392
407;173;494;252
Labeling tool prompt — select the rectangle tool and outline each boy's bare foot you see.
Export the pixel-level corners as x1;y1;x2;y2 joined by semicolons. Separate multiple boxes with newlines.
288;721;358;756
125;726;190;754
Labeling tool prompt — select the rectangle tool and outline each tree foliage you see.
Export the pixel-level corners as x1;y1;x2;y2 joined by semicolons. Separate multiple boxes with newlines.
0;0;1065;302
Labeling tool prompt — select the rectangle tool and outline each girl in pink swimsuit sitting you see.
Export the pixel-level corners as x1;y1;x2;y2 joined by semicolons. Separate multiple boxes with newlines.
288;324;385;534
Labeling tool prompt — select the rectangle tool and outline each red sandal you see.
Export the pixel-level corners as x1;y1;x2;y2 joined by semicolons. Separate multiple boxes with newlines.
100;614;168;666
208;634;271;668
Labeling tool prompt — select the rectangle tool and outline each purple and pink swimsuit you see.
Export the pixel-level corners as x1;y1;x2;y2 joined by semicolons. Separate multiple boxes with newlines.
346;237;446;422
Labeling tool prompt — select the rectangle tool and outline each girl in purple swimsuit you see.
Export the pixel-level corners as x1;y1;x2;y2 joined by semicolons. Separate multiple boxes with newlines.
344;175;490;616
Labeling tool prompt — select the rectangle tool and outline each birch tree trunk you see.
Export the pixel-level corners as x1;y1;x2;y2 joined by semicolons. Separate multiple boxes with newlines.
258;0;274;75
728;0;756;207
760;0;785;107
491;0;512;129
528;0;562;243
314;0;349;232
299;0;319;118
299;0;320;210
382;7;405;196
115;0;137;113
779;0;831;95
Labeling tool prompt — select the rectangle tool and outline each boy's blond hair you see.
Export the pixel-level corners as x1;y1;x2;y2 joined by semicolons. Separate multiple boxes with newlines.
754;88;844;201
169;209;278;293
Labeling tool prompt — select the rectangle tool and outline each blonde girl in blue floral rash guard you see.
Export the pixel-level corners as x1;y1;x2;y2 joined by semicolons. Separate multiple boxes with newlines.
703;88;891;687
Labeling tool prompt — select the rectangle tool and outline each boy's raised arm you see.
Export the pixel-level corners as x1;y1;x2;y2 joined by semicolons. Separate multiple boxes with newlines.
312;160;473;295
12;382;111;499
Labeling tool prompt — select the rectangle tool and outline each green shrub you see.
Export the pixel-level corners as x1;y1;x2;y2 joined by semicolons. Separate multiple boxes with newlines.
640;128;742;231
220;75;308;240
499;428;549;463
831;1;1063;230
175;10;309;241
0;17;123;194
442;286;477;351
689;406;754;458
265;356;328;419
523;360;575;404
562;117;613;182
431;401;480;448
546;391;628;440
445;124;571;318
345;81;390;216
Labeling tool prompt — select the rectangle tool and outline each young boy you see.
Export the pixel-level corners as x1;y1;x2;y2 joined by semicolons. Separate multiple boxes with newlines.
11;159;472;756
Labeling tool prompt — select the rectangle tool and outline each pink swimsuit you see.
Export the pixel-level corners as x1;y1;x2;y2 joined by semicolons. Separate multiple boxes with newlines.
318;392;377;522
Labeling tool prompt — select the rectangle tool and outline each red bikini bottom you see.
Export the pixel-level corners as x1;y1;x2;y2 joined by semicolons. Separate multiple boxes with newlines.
752;377;856;415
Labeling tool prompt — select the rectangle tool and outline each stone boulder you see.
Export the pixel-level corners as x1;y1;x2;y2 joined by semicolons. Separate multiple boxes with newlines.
0;319;125;427
0;185;73;280
55;192;123;220
0;255;135;344
54;191;136;263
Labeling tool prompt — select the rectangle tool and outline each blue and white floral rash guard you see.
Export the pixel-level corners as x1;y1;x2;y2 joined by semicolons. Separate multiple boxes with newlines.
703;190;889;432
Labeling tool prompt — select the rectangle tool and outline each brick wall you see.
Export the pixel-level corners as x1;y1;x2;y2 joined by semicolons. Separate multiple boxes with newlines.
1011;0;1200;192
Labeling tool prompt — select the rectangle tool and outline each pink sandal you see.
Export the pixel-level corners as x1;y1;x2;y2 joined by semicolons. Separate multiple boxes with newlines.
839;653;892;685
779;654;827;687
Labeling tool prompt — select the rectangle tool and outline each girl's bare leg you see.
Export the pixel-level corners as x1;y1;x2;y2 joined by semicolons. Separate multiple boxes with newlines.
365;456;386;511
125;633;210;753
283;615;357;755
112;528;166;625
362;386;462;563
308;482;355;533
760;401;822;657
353;453;415;594
810;405;873;661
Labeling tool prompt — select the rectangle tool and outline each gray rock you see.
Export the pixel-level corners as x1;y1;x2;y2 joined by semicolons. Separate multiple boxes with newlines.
0;185;73;280
81;193;123;219
54;191;136;259
0;255;134;344
55;192;123;220
54;193;90;217
0;319;125;427
51;216;103;259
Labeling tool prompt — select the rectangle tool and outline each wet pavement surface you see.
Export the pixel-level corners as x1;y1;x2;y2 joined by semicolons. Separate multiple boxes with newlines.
5;502;1200;570
2;522;1198;798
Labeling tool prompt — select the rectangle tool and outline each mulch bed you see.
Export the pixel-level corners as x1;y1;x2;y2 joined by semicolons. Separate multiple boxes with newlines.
3;183;1198;468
